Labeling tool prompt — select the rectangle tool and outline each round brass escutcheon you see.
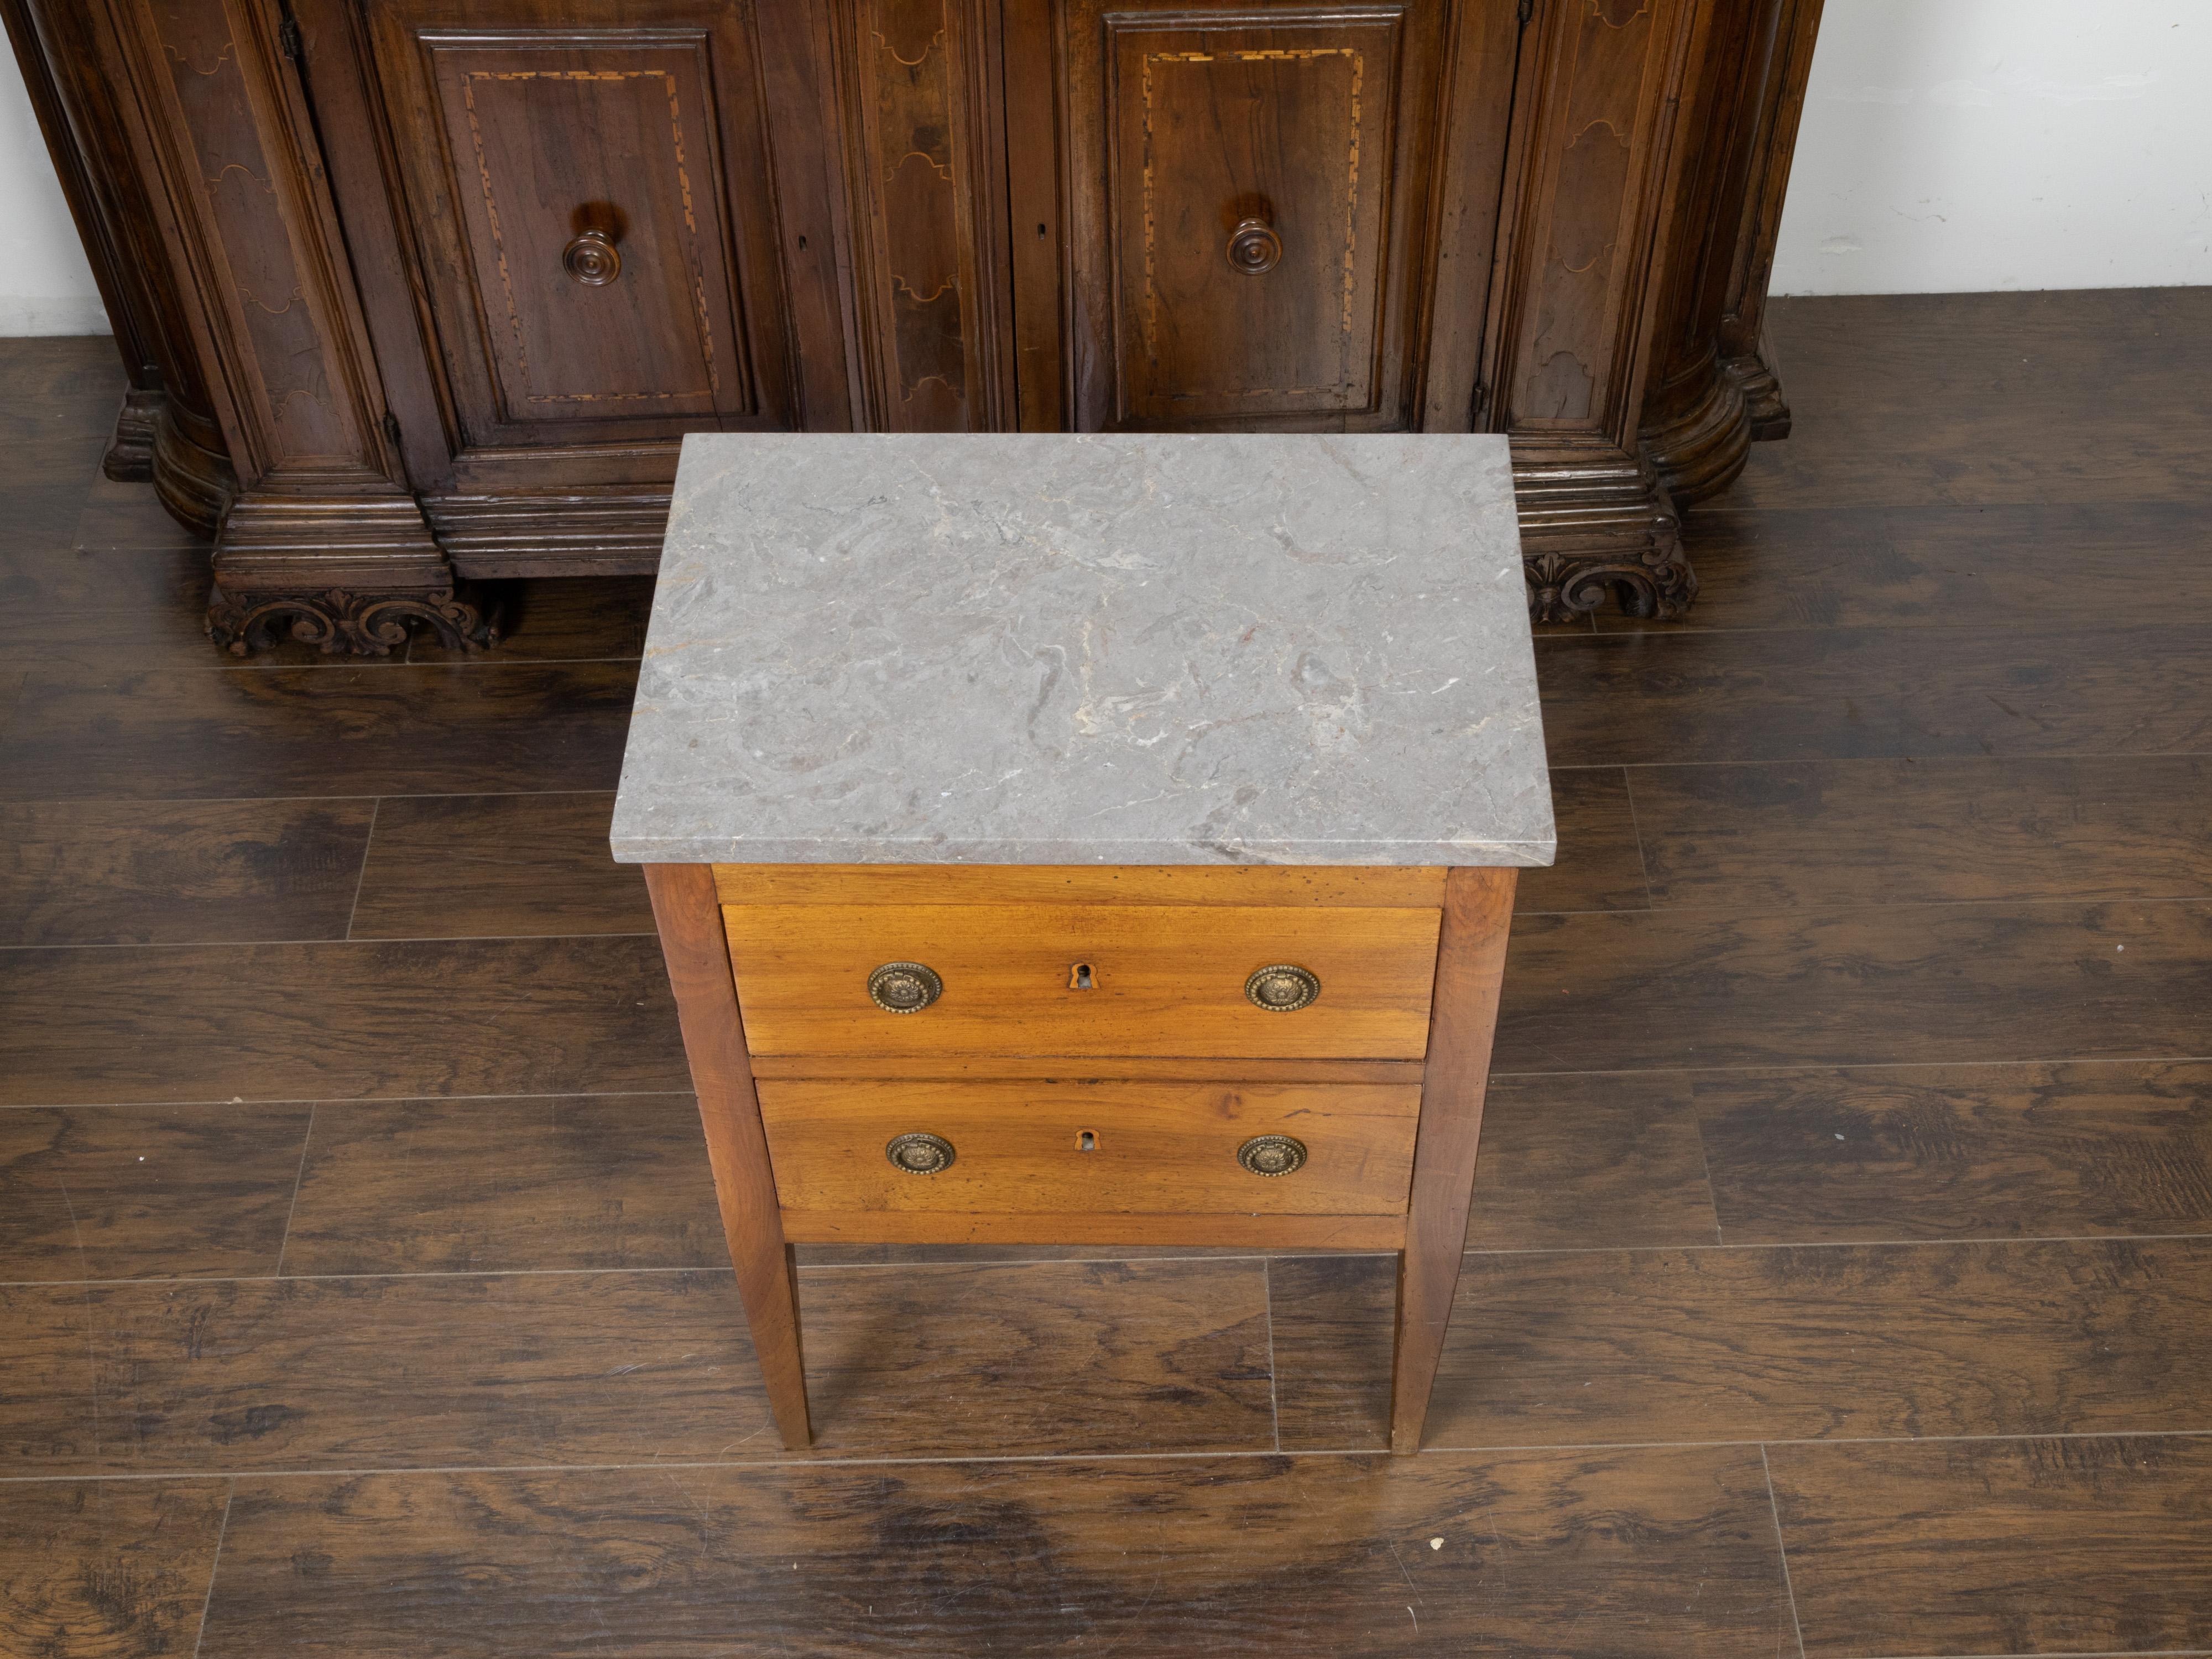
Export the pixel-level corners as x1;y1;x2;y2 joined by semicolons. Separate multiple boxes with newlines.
562;229;622;287
1245;963;1321;1013
885;1132;956;1175
1238;1134;1308;1178
1226;217;1284;276
868;961;943;1013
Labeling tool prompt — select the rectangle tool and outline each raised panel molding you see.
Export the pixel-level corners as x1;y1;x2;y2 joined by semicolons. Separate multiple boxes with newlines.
93;0;457;646
419;33;759;430
836;0;1011;432
1485;0;1707;623
1105;15;1404;422
8;0;1822;648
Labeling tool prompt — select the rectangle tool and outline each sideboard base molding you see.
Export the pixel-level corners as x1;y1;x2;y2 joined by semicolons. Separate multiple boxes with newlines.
205;582;500;659
102;386;162;483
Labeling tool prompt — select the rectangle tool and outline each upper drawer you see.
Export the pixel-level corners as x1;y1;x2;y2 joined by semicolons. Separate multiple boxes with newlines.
723;902;1441;1058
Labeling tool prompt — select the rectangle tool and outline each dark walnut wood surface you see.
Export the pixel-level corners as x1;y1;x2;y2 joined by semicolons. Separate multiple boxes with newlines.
6;288;2212;1654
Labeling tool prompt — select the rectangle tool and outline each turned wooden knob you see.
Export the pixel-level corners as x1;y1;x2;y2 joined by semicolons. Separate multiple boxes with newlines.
1226;217;1282;276
562;229;622;286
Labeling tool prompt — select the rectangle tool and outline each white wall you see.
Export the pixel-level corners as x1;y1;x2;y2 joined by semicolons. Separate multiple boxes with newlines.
1771;0;2212;294
0;3;2206;331
0;45;107;335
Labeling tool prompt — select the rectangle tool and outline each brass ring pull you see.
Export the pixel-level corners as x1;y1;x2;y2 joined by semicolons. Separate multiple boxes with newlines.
868;961;943;1013
886;1132;955;1174
563;229;622;287
1238;1134;1307;1177
1245;963;1320;1012
1226;217;1282;276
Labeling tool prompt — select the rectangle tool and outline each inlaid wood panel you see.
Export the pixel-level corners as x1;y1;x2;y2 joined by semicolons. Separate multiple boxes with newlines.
195;1449;1794;1656
1769;1435;2212;1658
723;902;1442;1057
759;1079;1420;1216
364;0;796;447
1047;0;1453;432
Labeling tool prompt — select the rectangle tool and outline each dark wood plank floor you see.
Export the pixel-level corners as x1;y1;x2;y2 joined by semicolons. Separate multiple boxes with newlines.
4;288;2211;1656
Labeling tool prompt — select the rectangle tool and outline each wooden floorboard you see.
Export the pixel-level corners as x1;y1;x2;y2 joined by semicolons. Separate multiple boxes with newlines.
1468;1073;1719;1251
1;1259;1276;1473
191;1447;1795;1658
1271;1235;2212;1452
1624;499;2212;635
348;792;653;939
0;1103;314;1282
0;663;638;802
1516;766;1649;912
7;293;2212;1651
0;936;688;1106
0;798;376;945
1629;754;2212;909
0;1478;232;1659
1694;1061;2212;1245
1725;288;2212;512
1496;899;2212;1073
1538;622;2212;768
1768;1434;2212;1657
281;1093;724;1275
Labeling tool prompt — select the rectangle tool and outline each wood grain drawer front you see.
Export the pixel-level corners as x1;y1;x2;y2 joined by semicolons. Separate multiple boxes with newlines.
758;1081;1421;1216
723;904;1441;1058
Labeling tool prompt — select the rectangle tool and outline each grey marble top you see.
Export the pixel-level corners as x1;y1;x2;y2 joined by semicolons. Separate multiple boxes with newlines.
611;434;1552;868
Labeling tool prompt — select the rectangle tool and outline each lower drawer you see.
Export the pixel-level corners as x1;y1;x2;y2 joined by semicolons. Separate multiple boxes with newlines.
757;1079;1420;1217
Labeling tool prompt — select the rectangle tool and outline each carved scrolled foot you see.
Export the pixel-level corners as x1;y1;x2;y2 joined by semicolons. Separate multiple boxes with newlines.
205;586;500;659
1524;544;1699;624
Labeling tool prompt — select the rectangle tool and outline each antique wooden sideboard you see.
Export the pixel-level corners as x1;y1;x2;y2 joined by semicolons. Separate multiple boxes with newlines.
4;0;1822;651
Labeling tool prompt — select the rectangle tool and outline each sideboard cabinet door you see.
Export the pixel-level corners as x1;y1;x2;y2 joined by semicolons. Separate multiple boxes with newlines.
361;1;799;451
1040;0;1459;432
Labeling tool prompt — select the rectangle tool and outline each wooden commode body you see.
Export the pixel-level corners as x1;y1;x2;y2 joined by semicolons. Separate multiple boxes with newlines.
615;432;1552;1452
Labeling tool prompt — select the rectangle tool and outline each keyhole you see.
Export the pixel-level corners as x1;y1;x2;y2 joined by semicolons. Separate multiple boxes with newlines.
1069;962;1095;990
1078;1130;1097;1152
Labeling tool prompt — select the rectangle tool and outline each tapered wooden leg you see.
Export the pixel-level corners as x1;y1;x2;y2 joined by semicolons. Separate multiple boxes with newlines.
1389;865;1517;1453
644;863;812;1449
